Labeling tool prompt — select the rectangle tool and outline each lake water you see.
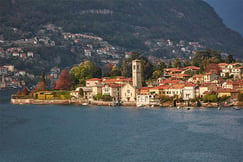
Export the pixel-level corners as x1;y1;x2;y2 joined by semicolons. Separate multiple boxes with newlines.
0;91;243;162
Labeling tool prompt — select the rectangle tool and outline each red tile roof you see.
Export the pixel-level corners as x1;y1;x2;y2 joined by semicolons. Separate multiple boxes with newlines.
218;63;228;66
103;83;121;88
182;66;200;70
140;87;150;90
86;78;102;81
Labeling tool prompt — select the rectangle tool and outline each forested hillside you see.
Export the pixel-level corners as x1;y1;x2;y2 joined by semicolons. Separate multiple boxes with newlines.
0;0;243;58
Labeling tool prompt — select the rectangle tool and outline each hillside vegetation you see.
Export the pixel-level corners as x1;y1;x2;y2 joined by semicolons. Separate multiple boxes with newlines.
0;0;243;58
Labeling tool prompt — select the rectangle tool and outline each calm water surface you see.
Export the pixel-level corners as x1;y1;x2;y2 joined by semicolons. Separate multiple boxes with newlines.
0;91;243;162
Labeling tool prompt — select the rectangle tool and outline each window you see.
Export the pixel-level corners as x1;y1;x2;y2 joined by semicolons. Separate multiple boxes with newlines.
127;89;130;93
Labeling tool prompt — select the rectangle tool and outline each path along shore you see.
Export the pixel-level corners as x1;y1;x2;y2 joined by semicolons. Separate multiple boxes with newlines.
10;98;241;108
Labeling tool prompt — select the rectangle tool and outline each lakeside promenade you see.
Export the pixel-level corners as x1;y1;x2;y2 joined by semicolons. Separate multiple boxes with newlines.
11;98;240;108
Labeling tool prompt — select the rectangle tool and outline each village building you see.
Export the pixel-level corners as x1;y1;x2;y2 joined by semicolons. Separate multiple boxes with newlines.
121;83;137;102
164;84;185;98
188;74;204;84
139;87;150;95
217;88;239;101
164;68;182;76
86;78;102;87
218;63;228;70
181;66;200;75
20;53;27;59
204;73;218;83
12;52;19;57
0;66;8;75
149;86;165;95
102;77;131;85
0;75;6;89
50;67;61;79
220;63;243;78
182;83;197;100
102;83;121;101
199;83;217;97
136;94;159;107
84;49;92;57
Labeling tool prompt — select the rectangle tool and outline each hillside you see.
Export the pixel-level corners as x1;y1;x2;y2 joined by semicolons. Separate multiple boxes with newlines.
0;0;243;59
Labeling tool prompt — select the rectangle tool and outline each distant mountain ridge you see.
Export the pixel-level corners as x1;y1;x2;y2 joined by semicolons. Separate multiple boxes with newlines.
0;0;243;58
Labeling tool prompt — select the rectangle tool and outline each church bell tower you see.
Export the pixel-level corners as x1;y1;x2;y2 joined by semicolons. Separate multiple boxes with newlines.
132;59;142;89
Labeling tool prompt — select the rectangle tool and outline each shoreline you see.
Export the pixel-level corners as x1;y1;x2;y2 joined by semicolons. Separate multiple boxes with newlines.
10;98;241;108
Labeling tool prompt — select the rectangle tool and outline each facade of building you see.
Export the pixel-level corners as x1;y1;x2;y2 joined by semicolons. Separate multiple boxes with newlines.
102;83;121;101
182;83;196;100
121;83;137;102
86;78;102;87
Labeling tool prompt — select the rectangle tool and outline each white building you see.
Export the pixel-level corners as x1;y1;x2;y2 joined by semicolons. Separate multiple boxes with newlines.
182;83;196;100
121;83;137;102
3;65;14;72
136;94;159;107
102;83;121;101
204;73;218;83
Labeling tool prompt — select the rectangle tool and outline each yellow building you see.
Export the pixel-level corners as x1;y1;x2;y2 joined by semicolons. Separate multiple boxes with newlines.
33;91;55;100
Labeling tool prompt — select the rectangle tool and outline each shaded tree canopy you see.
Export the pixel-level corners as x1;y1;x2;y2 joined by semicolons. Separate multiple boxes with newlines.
55;70;72;90
22;87;30;95
173;58;182;68
70;61;102;86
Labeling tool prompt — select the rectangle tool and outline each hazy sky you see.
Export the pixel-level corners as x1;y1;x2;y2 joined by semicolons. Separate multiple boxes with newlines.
204;0;243;36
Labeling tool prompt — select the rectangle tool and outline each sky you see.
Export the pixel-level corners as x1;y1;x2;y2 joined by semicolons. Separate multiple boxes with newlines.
204;0;243;36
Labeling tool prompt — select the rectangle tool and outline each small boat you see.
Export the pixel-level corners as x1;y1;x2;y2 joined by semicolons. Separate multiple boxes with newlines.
177;106;181;109
218;106;221;110
233;106;240;110
186;107;190;110
137;104;144;107
82;103;88;106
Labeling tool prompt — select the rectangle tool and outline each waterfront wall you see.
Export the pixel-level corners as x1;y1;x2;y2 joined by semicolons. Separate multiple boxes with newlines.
11;99;87;105
10;99;238;107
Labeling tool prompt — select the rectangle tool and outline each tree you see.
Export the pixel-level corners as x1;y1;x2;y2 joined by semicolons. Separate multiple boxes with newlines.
121;52;140;77
34;72;46;91
226;54;234;64
104;65;122;77
55;70;72;90
152;70;162;79
192;49;221;67
173;58;182;68
157;94;173;103
35;81;46;91
109;65;122;77
22;87;30;95
183;60;191;67
103;63;113;76
79;88;84;97
70;61;102;86
52;81;56;90
140;56;153;82
203;94;218;102
205;63;220;74
121;58;131;77
167;61;172;68
154;61;166;72
238;93;243;102
16;90;22;96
